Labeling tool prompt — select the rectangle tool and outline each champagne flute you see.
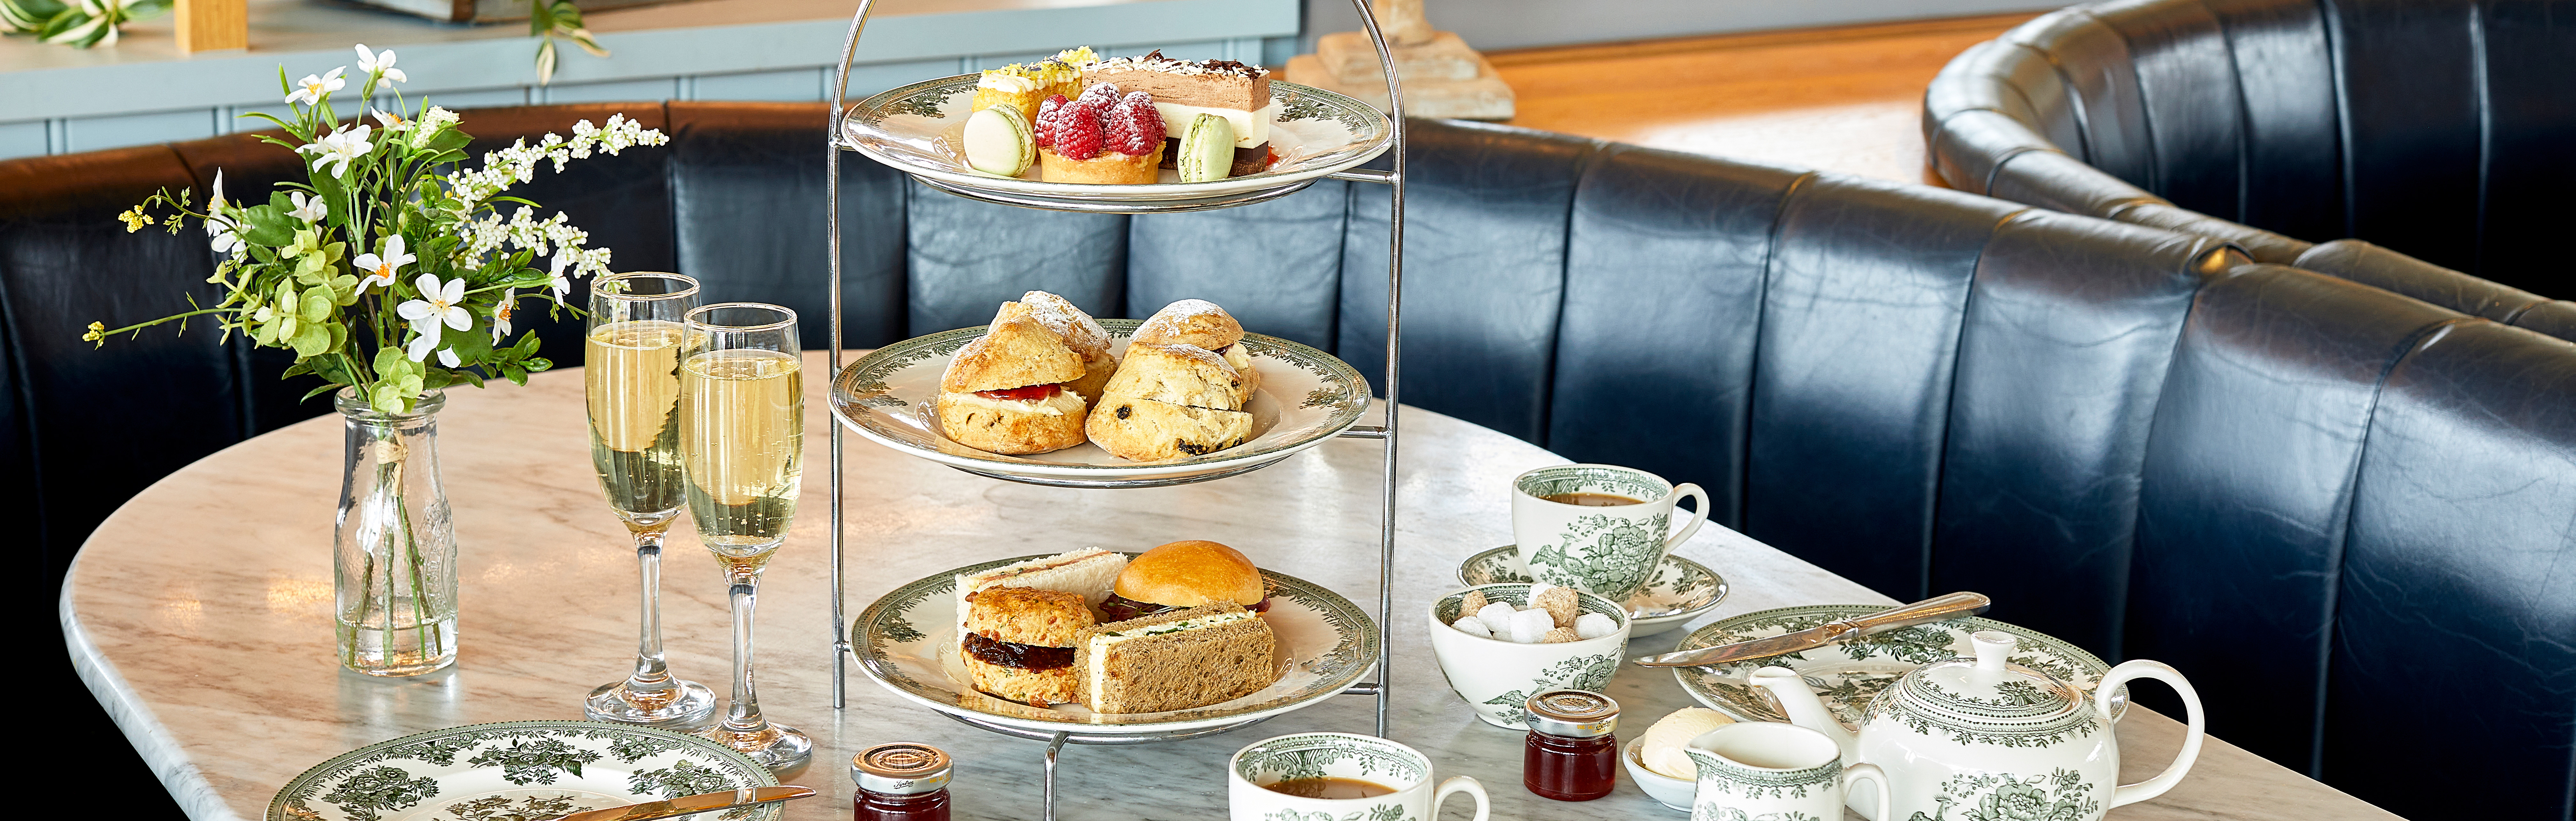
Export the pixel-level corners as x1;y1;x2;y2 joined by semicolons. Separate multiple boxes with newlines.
583;272;718;727
680;302;812;774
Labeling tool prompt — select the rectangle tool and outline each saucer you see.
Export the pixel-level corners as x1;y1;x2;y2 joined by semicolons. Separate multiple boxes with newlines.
1456;546;1727;638
269;720;777;821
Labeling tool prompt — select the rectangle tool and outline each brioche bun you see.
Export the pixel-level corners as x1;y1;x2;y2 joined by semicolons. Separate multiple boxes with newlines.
1114;540;1265;608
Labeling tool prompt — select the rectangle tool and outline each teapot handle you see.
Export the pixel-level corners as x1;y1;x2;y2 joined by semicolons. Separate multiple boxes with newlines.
2101;659;2205;809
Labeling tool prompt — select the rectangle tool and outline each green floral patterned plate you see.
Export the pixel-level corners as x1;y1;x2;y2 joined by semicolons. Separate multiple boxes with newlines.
831;320;1370;486
852;553;1378;736
1670;605;2128;730
268;720;778;821
839;75;1392;202
1455;546;1727;638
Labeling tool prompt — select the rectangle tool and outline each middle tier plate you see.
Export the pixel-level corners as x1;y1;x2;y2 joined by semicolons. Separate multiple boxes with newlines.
831;320;1372;487
852;554;1381;736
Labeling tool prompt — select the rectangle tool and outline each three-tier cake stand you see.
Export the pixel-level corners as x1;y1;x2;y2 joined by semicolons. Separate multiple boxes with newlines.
819;4;1409;817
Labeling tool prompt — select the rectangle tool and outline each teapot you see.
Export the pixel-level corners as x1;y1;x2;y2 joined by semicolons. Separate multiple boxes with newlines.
1750;630;2205;821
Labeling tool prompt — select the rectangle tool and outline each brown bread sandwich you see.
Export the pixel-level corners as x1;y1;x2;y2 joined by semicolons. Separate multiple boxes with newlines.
1100;540;1270;621
1075;600;1279;714
937;314;1089;454
961;585;1095;707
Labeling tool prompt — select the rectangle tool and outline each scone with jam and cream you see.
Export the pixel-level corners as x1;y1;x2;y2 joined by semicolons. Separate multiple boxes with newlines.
936;314;1090;454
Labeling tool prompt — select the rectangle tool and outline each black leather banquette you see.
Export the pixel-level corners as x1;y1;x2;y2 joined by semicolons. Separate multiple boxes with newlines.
1923;0;2576;306
10;104;2572;819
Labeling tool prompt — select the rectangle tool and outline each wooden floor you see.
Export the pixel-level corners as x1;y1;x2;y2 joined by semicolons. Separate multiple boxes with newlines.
1485;13;2040;185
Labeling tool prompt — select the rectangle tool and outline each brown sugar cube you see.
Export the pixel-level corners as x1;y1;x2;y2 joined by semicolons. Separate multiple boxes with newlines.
1539;626;1582;644
1534;586;1579;628
1459;590;1488;615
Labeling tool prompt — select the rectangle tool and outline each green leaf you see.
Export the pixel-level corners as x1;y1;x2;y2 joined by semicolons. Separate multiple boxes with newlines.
280;360;314;379
299;383;340;403
534;37;558;86
240;204;295;246
522;356;552;373
425;129;471;152
298;287;333;321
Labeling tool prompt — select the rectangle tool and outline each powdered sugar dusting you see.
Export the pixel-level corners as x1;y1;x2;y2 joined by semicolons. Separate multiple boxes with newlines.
1138;298;1229;339
1017;291;1110;351
1088;49;1270;79
1145;341;1238;375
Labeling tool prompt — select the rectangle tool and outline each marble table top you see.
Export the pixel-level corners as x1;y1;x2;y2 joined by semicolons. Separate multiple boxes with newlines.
64;351;2397;821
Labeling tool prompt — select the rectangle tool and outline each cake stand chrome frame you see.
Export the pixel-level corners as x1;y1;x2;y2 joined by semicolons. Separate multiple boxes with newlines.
821;4;1405;817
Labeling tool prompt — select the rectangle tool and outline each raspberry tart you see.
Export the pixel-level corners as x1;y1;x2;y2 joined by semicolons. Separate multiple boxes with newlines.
1034;85;1166;184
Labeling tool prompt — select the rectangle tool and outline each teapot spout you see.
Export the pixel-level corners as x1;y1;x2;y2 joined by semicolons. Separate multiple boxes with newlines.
1749;666;1859;760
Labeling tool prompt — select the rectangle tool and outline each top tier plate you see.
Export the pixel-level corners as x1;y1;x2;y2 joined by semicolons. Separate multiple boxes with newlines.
838;74;1393;212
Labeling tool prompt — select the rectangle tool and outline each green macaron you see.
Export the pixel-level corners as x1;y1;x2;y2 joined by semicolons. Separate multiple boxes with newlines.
1177;112;1238;183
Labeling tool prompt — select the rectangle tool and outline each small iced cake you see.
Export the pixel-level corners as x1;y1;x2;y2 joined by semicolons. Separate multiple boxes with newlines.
1034;84;1167;184
1085;50;1278;178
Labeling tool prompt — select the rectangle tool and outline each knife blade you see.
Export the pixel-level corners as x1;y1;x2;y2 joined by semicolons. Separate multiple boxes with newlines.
1630;592;1991;667
553;786;816;821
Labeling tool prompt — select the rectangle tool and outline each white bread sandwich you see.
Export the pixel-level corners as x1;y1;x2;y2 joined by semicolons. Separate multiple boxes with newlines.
1074;601;1279;714
954;547;1130;620
937;314;1089;454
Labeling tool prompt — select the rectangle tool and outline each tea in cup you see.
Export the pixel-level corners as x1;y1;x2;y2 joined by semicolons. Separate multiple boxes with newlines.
1230;733;1488;821
1513;464;1710;601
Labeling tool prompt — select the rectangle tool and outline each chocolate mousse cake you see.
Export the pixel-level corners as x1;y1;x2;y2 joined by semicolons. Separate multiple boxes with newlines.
1085;50;1278;177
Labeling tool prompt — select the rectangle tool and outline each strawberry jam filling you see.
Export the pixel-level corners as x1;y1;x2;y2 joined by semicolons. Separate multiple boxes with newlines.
975;383;1064;402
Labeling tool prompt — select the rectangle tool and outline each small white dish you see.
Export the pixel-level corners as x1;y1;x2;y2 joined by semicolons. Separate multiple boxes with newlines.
1456;546;1727;638
1425;583;1631;730
1623;738;1697;812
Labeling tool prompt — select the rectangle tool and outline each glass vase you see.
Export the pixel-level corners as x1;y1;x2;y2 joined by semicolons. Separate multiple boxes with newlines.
334;389;459;677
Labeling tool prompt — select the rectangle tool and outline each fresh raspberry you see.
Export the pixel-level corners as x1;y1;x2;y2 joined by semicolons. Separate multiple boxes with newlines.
1107;92;1165;156
1032;94;1069;148
1076;81;1121;107
1052;101;1105;160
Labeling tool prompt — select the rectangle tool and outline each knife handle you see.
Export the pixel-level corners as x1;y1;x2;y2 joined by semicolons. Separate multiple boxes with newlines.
1844;592;1990;636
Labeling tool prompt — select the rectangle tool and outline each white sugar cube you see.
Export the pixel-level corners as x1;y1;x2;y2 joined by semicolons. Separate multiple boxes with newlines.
1476;602;1519;634
1451;616;1492;638
1529;582;1558;600
1508;608;1555;643
1574;612;1619;640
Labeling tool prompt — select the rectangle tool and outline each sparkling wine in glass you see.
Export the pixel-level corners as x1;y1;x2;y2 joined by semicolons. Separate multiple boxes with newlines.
681;302;812;774
582;272;717;727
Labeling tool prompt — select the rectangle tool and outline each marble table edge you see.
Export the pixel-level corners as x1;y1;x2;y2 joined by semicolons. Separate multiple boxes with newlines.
63;569;251;821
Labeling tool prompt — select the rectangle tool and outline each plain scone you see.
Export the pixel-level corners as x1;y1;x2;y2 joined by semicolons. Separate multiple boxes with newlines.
997;292;1118;408
938;316;1089;454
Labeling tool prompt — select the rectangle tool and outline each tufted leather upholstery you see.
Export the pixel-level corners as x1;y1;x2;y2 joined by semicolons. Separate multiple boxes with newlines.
12;104;2573;819
1924;0;2576;308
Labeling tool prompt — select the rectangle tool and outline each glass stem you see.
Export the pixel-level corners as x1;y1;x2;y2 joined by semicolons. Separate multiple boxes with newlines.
723;569;765;732
623;529;675;693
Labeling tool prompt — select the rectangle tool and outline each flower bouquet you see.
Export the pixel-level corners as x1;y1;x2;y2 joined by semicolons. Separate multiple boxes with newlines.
88;46;669;674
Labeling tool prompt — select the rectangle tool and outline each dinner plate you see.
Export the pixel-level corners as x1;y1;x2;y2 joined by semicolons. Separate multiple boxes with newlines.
269;720;778;821
1455;546;1728;638
830;319;1371;487
838;74;1393;205
851;553;1379;736
1670;604;2128;730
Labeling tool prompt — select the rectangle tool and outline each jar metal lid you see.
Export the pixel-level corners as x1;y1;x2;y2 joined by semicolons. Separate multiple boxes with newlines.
852;742;951;795
1525;689;1619;738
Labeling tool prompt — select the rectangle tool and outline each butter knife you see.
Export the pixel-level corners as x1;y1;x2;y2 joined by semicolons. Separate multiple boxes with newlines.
552;786;816;821
1630;592;1991;667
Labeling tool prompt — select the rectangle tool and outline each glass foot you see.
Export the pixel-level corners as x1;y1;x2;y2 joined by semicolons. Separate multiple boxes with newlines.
696;720;813;776
585;678;718;727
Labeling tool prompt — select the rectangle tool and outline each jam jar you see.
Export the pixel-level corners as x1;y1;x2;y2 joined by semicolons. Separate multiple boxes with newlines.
852;742;952;821
1523;688;1619;801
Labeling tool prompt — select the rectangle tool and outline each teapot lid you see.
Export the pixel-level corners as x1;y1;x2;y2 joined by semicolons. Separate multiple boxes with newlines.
1882;631;2092;734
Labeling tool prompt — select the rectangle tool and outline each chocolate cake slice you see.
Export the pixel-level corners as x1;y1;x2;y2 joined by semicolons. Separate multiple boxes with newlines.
1085;50;1280;177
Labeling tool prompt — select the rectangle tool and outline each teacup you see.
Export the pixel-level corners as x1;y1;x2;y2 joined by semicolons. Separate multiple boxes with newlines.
1426;584;1631;729
1229;732;1489;821
1683;722;1889;821
1512;464;1709;601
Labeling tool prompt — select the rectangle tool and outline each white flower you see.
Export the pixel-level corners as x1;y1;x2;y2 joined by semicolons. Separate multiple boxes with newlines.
547;250;575;299
370;108;407;132
353;234;413;290
287;191;328;223
395;273;471;361
490;288;515;343
297;123;374;178
285;66;347;106
436;347;461;368
410;106;459;148
204;169;243;255
355;44;406;85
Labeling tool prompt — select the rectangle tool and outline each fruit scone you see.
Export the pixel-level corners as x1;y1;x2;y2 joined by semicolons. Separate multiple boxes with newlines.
1086;301;1261;460
1130;299;1260;406
937;314;1090;454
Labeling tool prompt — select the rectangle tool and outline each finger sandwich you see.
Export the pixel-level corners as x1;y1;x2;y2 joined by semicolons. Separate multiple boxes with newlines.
1075;601;1279;714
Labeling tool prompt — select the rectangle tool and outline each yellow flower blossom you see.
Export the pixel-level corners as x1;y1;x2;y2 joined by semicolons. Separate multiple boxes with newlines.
81;321;106;345
117;207;153;232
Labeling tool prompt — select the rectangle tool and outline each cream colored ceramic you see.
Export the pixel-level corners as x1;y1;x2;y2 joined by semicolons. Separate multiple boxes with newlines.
1510;464;1709;601
1682;721;1888;821
1755;631;2208;821
1229;733;1488;821
1425;584;1631;729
